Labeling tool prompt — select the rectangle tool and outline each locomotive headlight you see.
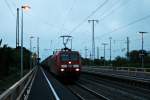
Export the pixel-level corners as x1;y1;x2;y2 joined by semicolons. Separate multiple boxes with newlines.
68;61;71;64
73;64;79;68
61;65;67;68
75;68;80;71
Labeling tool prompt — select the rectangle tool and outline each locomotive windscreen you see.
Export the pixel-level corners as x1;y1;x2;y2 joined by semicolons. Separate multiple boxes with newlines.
60;53;78;61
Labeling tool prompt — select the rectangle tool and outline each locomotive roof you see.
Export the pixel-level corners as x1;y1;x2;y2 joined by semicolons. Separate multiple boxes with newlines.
53;49;79;56
57;50;78;54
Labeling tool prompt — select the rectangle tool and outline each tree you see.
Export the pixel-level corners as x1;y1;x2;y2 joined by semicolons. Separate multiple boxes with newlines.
113;56;127;67
0;45;13;78
0;45;31;79
129;50;140;63
129;50;147;63
0;38;2;46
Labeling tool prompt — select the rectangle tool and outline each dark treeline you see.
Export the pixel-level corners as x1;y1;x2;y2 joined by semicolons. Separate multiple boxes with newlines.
0;44;31;79
82;50;150;68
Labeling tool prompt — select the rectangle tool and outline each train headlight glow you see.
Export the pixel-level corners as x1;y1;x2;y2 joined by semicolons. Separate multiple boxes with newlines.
61;65;67;68
75;68;80;71
60;68;65;72
73;65;79;68
68;61;71;64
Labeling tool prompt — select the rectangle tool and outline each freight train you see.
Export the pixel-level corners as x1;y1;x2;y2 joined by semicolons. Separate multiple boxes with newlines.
41;48;81;80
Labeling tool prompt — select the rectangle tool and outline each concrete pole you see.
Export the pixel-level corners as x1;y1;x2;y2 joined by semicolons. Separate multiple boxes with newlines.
109;37;112;65
30;36;34;69
16;8;19;47
139;32;147;68
21;7;23;77
88;19;98;60
102;43;108;66
37;37;40;64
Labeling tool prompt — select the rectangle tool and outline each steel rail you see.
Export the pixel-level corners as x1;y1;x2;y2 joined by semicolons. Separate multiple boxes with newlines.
82;67;150;82
75;83;110;100
80;72;150;99
67;86;86;100
79;77;148;100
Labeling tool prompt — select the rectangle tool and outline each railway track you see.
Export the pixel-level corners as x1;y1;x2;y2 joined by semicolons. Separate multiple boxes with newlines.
46;69;150;100
76;73;150;100
67;83;109;100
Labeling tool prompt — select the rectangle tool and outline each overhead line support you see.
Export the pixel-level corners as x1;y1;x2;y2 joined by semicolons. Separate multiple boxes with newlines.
88;19;99;60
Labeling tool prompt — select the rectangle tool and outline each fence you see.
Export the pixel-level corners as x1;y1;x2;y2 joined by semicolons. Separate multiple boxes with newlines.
0;67;37;100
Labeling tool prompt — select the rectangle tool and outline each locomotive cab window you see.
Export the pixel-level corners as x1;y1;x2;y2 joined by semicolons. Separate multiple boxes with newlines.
70;53;78;61
60;53;79;61
60;54;69;61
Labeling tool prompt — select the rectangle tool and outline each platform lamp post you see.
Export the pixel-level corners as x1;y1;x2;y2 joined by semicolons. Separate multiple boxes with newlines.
138;31;148;68
30;36;34;70
109;37;112;66
20;4;31;77
33;47;36;52
37;37;40;65
102;43;108;66
33;47;37;66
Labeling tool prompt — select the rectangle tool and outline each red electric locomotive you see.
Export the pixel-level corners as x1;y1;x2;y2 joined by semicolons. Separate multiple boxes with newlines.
43;48;81;80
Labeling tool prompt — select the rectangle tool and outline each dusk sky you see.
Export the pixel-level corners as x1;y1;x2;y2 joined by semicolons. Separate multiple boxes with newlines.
0;0;150;60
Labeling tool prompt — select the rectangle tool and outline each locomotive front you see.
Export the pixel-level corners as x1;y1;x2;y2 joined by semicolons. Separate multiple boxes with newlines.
58;50;81;78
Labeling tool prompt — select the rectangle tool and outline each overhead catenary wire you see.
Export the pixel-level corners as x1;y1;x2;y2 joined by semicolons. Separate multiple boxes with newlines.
10;0;17;8
100;0;130;21
66;0;129;50
4;0;15;17
65;0;109;45
66;0;125;36
29;13;69;34
98;0;121;20
98;14;150;39
69;0;109;34
60;0;76;34
94;0;131;41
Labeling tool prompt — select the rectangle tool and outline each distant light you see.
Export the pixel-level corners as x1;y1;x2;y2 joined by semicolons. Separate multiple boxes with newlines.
60;68;64;72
